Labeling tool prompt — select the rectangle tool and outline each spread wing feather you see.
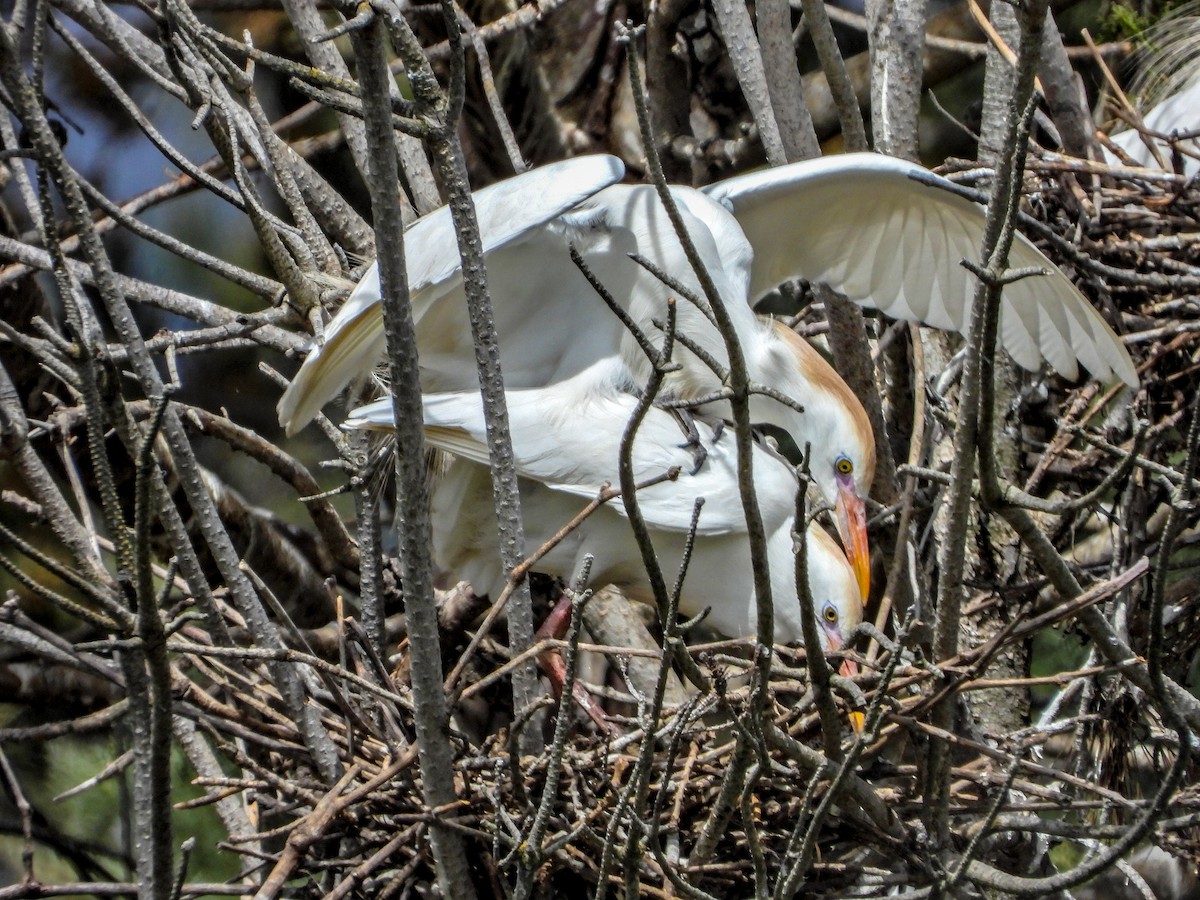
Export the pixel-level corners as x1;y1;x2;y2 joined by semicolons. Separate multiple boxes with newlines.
705;153;1138;387
277;155;626;434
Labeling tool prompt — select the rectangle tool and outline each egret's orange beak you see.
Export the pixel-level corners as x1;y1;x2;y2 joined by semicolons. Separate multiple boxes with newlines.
822;630;858;679
826;636;863;733
835;475;870;604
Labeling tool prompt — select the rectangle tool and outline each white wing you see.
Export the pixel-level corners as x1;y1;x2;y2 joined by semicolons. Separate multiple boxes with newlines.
277;155;627;434
345;361;798;538
704;153;1138;387
414;182;759;397
279;173;759;434
1106;76;1200;177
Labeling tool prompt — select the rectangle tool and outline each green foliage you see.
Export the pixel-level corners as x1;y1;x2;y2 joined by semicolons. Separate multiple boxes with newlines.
1102;2;1153;41
1030;626;1089;708
0;736;239;890
1101;0;1195;42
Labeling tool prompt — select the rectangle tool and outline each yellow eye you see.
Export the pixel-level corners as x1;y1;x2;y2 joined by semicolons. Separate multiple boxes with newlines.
835;456;853;476
823;604;838;625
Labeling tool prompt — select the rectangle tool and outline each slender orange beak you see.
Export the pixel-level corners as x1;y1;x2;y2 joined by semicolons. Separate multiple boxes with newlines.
826;636;863;733
823;630;858;679
835;475;870;604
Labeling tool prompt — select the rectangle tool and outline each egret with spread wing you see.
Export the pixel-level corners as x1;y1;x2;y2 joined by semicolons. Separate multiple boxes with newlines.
279;152;1138;602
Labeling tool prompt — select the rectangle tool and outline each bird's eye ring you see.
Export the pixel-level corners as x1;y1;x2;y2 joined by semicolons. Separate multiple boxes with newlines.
823;604;838;624
835;456;853;476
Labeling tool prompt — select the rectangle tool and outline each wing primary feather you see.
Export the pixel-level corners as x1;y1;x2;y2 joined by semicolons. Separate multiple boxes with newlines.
705;153;1138;386
276;156;626;433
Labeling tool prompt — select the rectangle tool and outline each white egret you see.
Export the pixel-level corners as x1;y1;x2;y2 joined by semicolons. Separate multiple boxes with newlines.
279;152;1139;601
344;357;865;666
278;153;1137;419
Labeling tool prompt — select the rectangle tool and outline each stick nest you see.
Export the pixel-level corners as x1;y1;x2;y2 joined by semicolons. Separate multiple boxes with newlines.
153;151;1200;898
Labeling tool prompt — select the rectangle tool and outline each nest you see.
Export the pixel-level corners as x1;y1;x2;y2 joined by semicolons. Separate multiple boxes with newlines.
167;151;1200;897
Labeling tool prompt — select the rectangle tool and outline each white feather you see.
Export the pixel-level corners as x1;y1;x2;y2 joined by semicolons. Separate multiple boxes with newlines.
276;155;626;435
703;153;1137;387
345;370;863;648
280;152;1137;527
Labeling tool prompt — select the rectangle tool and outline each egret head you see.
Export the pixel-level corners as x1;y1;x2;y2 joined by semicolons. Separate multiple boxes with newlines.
759;321;875;604
807;526;864;677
